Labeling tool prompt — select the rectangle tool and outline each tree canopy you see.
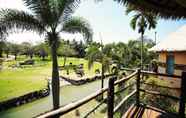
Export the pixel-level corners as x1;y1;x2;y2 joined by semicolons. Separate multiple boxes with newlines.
114;0;186;20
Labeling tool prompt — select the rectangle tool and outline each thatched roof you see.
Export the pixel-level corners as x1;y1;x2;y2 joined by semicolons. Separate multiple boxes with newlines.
150;25;186;52
116;0;186;19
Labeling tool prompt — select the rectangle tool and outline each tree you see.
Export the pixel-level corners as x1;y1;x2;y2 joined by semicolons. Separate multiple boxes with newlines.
0;0;93;110
86;42;111;90
58;41;76;66
10;43;21;60
114;0;186;20
112;42;130;68
126;5;157;69
4;42;11;58
34;42;49;60
0;41;5;57
21;42;34;59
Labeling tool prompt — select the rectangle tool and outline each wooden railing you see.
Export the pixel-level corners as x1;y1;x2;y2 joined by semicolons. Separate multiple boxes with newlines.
37;70;137;118
37;69;186;118
107;68;185;118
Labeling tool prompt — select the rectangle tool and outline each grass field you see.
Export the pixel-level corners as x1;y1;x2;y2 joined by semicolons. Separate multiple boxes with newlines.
0;56;101;102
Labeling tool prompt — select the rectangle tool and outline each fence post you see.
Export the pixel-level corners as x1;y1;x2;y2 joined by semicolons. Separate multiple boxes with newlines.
179;71;186;118
136;68;141;107
107;76;115;118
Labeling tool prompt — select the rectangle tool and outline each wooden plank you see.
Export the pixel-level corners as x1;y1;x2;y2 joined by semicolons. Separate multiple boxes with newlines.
122;105;178;118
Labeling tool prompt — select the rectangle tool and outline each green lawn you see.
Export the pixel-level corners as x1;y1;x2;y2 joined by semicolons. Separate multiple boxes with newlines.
0;56;101;102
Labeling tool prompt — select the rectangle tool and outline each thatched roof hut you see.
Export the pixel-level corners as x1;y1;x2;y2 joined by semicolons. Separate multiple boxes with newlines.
150;25;186;52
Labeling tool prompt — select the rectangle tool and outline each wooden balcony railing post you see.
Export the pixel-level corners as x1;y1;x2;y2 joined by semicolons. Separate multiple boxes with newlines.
179;71;186;118
107;76;115;118
136;68;141;107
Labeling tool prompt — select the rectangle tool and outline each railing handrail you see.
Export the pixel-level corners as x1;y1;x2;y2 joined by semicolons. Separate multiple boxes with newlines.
114;90;136;113
141;70;181;78
37;70;138;118
37;87;108;118
121;68;182;78
114;69;138;85
37;68;185;118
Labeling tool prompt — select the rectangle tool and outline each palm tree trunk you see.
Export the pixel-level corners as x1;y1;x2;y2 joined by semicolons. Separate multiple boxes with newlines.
141;32;144;69
0;49;3;58
101;64;104;89
6;53;8;58
51;40;60;110
15;54;17;60
100;62;104;100
63;56;67;67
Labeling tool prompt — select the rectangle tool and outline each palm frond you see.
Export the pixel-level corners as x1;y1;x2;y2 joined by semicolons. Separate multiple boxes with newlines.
62;17;93;43
56;0;81;23
23;0;58;27
0;9;45;35
130;14;139;30
86;44;100;70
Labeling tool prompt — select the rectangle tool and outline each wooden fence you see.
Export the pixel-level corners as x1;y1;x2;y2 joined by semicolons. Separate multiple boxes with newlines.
37;68;186;118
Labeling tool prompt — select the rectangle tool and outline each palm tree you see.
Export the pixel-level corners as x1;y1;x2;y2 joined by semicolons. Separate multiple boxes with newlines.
0;0;93;109
126;5;157;69
86;42;111;91
112;42;130;68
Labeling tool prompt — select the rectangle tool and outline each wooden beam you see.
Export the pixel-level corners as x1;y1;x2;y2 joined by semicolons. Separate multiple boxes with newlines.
37;87;108;118
136;69;141;106
142;82;180;90
114;70;138;85
121;68;181;78
114;82;136;95
139;89;180;101
107;77;115;118
141;70;181;78
114;90;136;113
179;71;186;117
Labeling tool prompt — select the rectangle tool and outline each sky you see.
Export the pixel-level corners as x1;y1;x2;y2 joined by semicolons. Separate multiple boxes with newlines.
0;0;186;44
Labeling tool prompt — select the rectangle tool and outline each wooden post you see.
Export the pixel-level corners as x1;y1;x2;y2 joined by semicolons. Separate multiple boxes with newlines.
107;77;115;118
136;69;140;107
179;71;186;118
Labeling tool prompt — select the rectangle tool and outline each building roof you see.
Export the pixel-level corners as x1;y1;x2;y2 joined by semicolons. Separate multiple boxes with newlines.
150;25;186;52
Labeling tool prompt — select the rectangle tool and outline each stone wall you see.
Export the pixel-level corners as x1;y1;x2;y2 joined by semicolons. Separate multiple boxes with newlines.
0;88;50;112
61;74;114;86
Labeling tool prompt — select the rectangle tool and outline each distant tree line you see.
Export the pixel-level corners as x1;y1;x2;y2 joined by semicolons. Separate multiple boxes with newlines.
0;37;157;69
86;37;157;70
0;39;87;61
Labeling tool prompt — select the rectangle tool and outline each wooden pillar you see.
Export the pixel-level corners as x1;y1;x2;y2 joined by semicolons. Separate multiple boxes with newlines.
179;71;186;118
107;77;115;118
136;69;141;107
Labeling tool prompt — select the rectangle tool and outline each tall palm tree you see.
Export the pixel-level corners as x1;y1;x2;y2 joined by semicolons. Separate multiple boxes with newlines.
126;5;157;69
0;0;93;109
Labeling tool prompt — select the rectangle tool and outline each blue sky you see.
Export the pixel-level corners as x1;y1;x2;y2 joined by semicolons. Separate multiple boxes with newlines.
0;0;186;44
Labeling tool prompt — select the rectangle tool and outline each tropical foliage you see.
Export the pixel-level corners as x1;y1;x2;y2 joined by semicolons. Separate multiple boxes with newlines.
0;0;93;109
126;5;157;68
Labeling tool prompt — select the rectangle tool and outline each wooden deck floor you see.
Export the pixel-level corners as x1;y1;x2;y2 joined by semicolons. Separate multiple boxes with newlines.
122;105;178;118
